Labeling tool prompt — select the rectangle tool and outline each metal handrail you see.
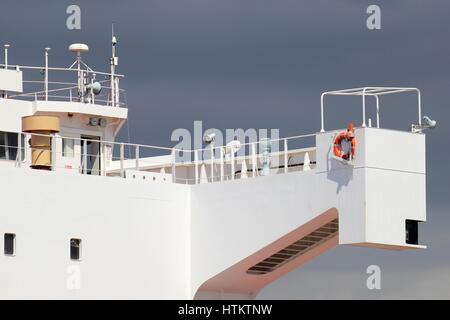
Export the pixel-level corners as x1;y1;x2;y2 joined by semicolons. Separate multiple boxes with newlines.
7;131;316;184
1;63;126;107
320;87;422;132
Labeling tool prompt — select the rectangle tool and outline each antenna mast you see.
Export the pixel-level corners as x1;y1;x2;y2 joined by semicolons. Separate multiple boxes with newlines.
110;24;118;107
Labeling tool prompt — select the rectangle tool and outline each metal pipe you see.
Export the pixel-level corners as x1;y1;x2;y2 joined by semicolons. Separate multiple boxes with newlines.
135;145;139;170
83;139;87;174
320;92;326;132
111;24;117;107
4;44;10;69
17;133;21;168
77;52;82;102
362;87;368;127
171;149;176;183
284;139;288;174
194;150;199;184
220;147;224;182
231;152;235;180
120;143;125;178
51;135;56;171
416;89;422;125
44;47;50;101
210;143;214;183
4;44;10;98
251;143;257;177
375;95;380;128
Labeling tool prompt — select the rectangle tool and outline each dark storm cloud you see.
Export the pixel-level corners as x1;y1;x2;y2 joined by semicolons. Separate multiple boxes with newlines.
1;0;449;298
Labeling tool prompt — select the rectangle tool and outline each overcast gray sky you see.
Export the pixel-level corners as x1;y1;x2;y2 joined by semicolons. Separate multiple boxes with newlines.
1;0;449;299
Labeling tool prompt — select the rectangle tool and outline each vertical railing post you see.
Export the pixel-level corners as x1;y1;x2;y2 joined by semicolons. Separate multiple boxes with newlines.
284;138;288;174
231;151;235;180
194;150;199;184
171;149;176;183
51;135;56;171
3;44;9;99
100;141;105;176
135;145;140;170
416;89;422;126
4;44;9;69
120;143;125;178
17;132;21;168
251;142;256;177
220;147;224;182
362;88;367;128
375;95;380;128
210;144;214;183
83;138;87;174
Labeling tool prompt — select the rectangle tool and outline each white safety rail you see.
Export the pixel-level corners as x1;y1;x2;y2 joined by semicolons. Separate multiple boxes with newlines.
0;64;126;107
181;134;316;184
320;87;422;132
3;132;316;185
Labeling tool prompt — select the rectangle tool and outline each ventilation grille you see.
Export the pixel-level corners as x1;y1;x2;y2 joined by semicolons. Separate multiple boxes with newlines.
247;218;338;275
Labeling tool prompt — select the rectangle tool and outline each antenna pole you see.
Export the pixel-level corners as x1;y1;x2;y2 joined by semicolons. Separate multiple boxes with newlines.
3;44;10;98
77;51;82;102
44;47;50;101
4;44;10;69
110;24;117;107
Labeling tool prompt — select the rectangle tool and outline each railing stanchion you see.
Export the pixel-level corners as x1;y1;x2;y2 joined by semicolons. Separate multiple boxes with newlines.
251;142;257;177
210;144;214;183
51;135;56;171
120;143;125;178
220;147;224;182
231;151;235;180
284;139;288;174
83;139;87;174
101;141;106;176
135;145;140;170
194;150;199;184
17;132;22;168
171;149;176;183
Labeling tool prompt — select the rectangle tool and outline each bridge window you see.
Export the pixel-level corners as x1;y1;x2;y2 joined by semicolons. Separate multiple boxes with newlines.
0;131;19;161
62;138;75;158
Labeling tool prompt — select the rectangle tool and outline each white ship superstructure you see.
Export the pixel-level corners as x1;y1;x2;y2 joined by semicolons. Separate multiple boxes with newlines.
0;39;432;299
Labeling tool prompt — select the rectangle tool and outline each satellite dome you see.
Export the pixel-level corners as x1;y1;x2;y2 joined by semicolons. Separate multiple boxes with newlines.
68;43;89;54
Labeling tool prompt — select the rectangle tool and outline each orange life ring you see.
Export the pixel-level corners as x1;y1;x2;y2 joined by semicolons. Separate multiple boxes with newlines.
333;123;356;161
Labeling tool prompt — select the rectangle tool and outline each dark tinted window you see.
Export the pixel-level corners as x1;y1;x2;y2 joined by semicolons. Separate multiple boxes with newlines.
70;239;81;260
4;233;15;255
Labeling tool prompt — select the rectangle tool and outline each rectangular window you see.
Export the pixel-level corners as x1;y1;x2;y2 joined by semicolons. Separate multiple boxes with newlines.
0;132;5;159
70;238;81;260
0;132;19;160
7;132;18;161
4;233;16;255
405;220;418;245
62;138;75;158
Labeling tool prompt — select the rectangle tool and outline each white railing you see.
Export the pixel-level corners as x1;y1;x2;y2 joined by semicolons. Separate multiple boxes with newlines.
320;87;422;132
3;131;317;185
1;64;126;107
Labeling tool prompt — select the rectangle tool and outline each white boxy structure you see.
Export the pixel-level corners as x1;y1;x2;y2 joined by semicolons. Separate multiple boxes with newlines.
0;43;430;299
